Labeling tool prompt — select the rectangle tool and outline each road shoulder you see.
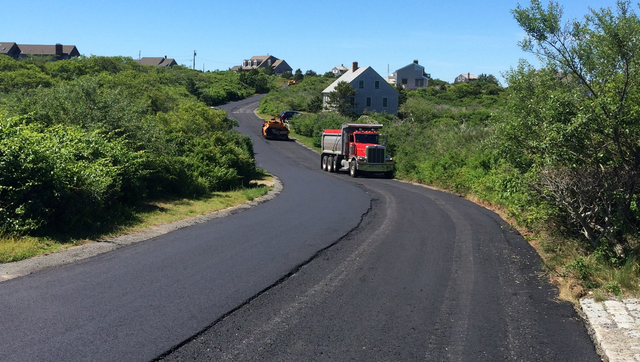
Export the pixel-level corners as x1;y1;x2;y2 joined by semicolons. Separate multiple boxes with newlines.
0;177;283;283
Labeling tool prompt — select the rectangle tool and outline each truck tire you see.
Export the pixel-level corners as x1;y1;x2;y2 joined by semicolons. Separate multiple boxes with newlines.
322;155;329;171
349;160;358;178
329;156;335;172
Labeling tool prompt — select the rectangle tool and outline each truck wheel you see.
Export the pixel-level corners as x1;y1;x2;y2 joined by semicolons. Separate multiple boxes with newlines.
349;160;358;178
322;155;329;171
329;156;335;172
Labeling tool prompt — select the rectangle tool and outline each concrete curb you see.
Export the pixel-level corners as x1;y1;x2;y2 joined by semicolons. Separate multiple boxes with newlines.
580;297;640;361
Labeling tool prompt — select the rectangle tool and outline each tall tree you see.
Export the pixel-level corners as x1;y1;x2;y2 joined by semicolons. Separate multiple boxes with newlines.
504;0;640;252
326;81;357;118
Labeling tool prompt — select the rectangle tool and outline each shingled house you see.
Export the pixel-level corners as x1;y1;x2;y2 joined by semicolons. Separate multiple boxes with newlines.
235;55;292;75
138;56;177;67
0;43;80;60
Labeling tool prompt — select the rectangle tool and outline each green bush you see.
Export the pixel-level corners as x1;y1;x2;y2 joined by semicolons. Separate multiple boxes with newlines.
289;112;349;147
0;116;144;234
0;56;264;237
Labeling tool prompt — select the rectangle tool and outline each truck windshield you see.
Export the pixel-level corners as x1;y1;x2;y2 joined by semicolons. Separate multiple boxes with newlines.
355;133;378;144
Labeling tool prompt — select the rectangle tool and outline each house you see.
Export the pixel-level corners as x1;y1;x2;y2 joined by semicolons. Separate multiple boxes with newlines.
238;55;292;75
389;60;431;90
0;42;21;58
322;62;399;115
331;64;349;77
139;56;177;67
454;73;478;83
6;43;80;60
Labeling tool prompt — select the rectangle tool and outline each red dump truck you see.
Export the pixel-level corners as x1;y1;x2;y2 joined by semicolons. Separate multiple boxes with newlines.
321;123;394;178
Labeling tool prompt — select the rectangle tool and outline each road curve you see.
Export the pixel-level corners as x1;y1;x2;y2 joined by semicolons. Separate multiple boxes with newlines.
0;98;371;361
161;98;601;361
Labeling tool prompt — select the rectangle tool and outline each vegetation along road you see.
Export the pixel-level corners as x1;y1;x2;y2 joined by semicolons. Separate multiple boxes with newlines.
158;97;601;361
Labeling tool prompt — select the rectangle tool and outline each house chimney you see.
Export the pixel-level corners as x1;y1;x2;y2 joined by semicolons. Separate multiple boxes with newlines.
55;43;63;59
468;72;471;80
352;61;358;72
165;55;167;59
414;60;418;64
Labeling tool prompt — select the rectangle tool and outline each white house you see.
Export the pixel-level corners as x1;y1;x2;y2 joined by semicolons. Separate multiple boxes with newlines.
389;60;431;90
454;73;478;83
322;62;399;115
331;64;349;77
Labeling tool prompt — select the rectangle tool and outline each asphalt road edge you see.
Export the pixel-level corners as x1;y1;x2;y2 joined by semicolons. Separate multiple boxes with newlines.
0;177;283;283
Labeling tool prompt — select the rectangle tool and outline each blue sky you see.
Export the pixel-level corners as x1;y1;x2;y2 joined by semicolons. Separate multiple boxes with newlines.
2;0;619;84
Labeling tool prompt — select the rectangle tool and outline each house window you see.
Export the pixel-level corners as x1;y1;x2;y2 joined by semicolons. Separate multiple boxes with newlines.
401;78;408;85
350;97;355;106
359;80;364;89
415;79;424;87
366;97;371;107
382;98;388;107
375;81;380;89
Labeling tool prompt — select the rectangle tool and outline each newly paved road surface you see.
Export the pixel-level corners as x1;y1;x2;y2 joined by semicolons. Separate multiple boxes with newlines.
0;97;602;361
159;98;600;361
0;98;370;361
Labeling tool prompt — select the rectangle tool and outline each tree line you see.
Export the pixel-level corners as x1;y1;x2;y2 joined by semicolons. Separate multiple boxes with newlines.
0;55;280;236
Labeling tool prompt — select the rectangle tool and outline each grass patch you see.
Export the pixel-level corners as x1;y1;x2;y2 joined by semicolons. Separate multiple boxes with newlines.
0;180;272;264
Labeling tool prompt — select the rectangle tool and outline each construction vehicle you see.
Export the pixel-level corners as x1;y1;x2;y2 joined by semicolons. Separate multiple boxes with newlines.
262;115;290;140
321;123;394;178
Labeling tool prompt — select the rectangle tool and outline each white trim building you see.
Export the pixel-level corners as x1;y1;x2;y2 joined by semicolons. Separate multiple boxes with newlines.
322;62;399;115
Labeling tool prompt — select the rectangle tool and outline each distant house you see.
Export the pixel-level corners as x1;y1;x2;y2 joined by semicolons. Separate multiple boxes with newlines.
0;43;80;60
139;56;177;67
331;64;349;77
238;55;292;75
322;62;399;115
0;42;21;58
454;73;478;83
389;60;431;90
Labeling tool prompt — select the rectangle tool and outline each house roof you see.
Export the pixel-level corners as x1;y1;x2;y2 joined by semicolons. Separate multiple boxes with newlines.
0;42;18;55
139;57;177;67
395;62;424;73
250;55;271;62
17;44;79;57
323;66;372;93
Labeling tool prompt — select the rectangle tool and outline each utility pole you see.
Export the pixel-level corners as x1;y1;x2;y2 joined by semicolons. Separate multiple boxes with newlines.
193;50;196;70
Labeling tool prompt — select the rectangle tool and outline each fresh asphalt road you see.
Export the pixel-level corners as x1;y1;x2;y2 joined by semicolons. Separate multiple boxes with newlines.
0;97;370;361
162;97;601;361
0;97;600;362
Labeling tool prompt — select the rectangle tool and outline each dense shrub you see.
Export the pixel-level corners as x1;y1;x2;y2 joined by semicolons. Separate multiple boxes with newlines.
0;55;264;236
288;112;349;147
259;77;331;116
0;115;144;234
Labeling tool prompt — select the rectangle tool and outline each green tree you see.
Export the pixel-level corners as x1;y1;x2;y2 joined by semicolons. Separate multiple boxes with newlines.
326;81;357;118
294;68;304;82
505;0;640;253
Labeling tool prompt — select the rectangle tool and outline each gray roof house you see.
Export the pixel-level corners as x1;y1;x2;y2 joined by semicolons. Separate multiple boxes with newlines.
389;60;431;90
0;43;80;60
0;42;21;58
139;56;177;67
239;55;292;75
322;62;399;115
